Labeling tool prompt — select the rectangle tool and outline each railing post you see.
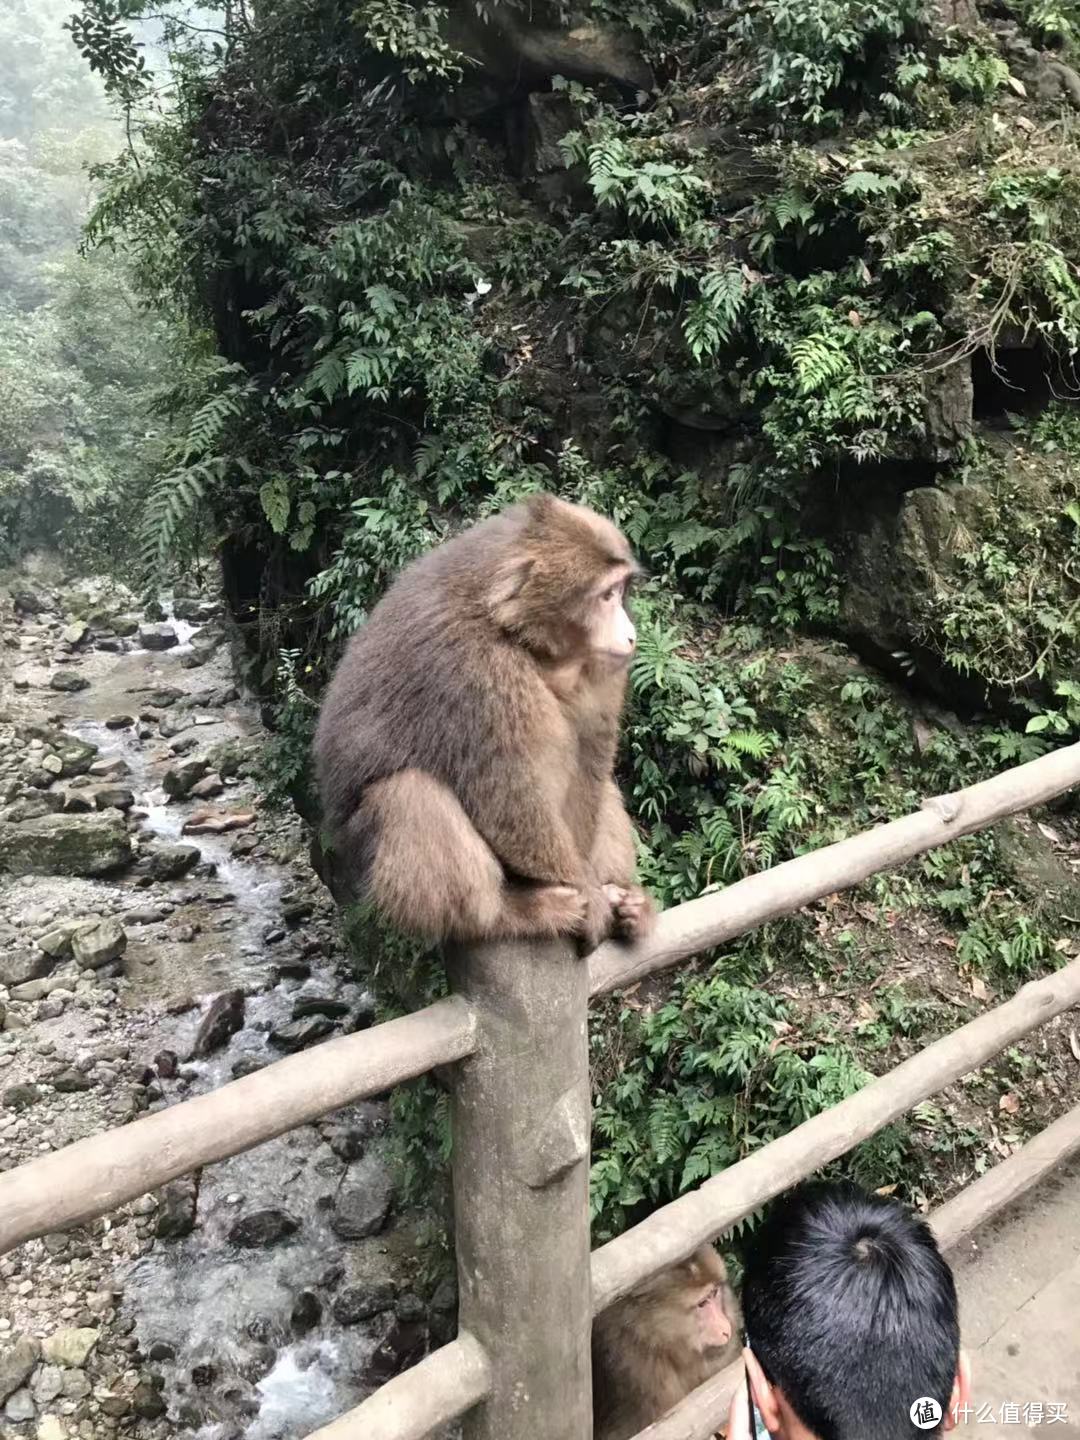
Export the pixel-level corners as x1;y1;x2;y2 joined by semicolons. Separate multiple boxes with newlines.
448;939;593;1440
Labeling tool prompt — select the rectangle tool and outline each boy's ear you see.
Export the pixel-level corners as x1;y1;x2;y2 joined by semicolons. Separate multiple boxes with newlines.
943;1350;972;1431
744;1346;782;1433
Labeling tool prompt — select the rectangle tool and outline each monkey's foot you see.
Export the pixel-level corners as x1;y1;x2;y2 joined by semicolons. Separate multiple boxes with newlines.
577;884;616;956
603;884;656;944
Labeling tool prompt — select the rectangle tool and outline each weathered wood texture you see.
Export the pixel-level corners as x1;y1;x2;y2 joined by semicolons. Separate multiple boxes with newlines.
0;996;477;1256
932;1101;1080;1253
303;1333;491;1440
448;939;593;1440
590;740;1080;996
591;955;1080;1312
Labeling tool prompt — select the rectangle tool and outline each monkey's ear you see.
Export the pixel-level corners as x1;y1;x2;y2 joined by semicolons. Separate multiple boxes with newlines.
524;492;558;524
488;557;534;630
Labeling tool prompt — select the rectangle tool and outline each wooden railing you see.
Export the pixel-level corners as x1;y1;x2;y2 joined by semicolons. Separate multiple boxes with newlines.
3;741;1080;1440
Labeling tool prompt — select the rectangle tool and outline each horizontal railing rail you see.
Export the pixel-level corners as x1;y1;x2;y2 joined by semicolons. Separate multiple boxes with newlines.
1;741;1078;1440
0;995;477;1254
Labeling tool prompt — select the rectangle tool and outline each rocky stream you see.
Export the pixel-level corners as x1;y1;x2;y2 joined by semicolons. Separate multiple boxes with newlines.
0;563;445;1440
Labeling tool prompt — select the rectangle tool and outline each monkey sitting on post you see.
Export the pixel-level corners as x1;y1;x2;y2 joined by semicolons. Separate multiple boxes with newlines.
592;1245;742;1440
314;493;656;953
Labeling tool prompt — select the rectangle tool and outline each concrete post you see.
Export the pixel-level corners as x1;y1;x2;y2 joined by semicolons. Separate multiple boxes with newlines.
448;939;593;1440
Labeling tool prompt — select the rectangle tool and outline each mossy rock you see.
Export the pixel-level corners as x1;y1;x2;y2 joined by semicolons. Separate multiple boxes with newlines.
0;812;132;877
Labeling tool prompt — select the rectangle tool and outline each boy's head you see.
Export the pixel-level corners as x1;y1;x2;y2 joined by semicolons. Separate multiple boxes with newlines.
740;1181;969;1440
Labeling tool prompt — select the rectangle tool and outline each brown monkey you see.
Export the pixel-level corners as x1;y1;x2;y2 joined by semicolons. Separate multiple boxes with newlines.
313;493;655;951
592;1246;741;1440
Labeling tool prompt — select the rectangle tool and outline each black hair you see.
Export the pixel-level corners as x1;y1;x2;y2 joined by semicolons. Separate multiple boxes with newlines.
742;1180;959;1440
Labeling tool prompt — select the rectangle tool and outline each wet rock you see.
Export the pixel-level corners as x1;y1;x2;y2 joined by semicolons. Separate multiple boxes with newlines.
49;671;90;693
4;1084;42;1112
146;843;200;881
228;1209;300;1248
105;713;135;729
61;791;93;814
269;1015;335;1052
231;1056;266;1078
49;1068;93;1094
92;785;135;811
147;1342;176;1362
23;728;97;778
71;918;127;969
37;1414;68;1439
112;614;140;636
61;621;88;647
147;685;185;707
190;1362;216;1387
281;895;315;924
0;1336;41;1402
154;1049;179;1078
0;812;130;877
395;1292;427;1324
0;947;53;987
139;623;178;651
40;1328;99;1368
162;757;210;799
331;1155;395;1239
173;596;218;622
191;990;245;1057
155;1169;200;1238
292;994;350;1021
369;1319;427;1381
332;1282;396;1325
41;753;63;776
291;1291;322;1334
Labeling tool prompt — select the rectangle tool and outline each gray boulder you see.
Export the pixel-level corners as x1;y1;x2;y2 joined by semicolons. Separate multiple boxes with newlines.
0;813;131;876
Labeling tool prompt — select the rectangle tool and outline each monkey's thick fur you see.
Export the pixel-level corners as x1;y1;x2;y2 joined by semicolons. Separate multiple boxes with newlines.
314;494;654;947
592;1247;741;1440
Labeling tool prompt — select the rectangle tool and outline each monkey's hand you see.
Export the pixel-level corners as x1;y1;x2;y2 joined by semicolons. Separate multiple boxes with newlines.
509;883;589;941
603;884;657;944
576;884;616;956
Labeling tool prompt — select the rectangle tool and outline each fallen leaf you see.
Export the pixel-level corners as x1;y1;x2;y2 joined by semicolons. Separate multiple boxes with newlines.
1038;822;1061;844
848;309;862;327
875;1183;899;1196
1007;73;1028;95
1069;1028;1080;1064
1016;114;1036;133
970;974;990;1001
998;1092;1021;1115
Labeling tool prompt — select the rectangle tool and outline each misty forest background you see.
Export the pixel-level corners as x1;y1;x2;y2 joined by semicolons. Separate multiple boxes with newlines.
4;0;1080;1250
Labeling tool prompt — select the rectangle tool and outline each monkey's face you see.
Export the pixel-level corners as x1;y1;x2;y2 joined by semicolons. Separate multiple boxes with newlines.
586;567;637;664
690;1279;735;1354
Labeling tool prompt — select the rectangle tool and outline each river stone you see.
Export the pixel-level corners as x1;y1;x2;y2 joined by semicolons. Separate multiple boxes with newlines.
36;1415;66;1440
32;1366;62;1404
332;1282;396;1326
50;1067;93;1094
0;1336;40;1402
228;1209;300;1248
40;1328;99;1369
156;1177;198;1239
71;918;127;969
147;843;200;881
105;713;135;729
5;1388;35;1422
92;785;135;811
0;947;54;987
269;1015;335;1052
189;773;224;799
13;589;46;615
4;1084;42;1112
131;1382;166;1420
48;670;89;693
61;621;88;647
112;614;139;637
23;729;97;778
139;623;178;651
41;753;63;776
0;813;130;877
191;990;245;1057
88;757;128;779
330;1155;395;1239
292;994;350;1021
163;757;209;799
291;1291;322;1335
